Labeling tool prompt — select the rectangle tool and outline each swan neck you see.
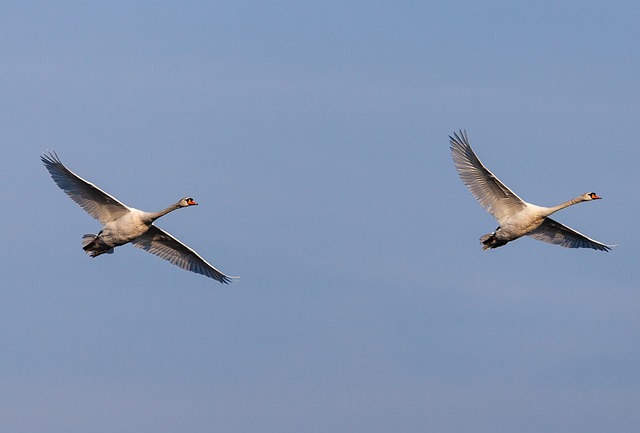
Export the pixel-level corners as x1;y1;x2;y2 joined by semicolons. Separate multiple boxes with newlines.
146;203;181;222
544;197;583;216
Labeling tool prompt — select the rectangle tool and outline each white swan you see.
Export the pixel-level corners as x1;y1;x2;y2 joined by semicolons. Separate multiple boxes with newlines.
41;151;237;283
450;131;612;251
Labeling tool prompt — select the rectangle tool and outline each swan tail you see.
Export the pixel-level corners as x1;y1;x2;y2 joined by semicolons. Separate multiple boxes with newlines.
480;232;508;250
82;234;97;249
82;234;114;257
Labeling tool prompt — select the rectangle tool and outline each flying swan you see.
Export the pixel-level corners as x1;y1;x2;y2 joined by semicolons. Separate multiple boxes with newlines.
41;151;237;283
450;130;612;251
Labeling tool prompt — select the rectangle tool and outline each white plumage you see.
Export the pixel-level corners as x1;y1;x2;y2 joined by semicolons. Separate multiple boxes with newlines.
450;130;613;251
41;151;237;283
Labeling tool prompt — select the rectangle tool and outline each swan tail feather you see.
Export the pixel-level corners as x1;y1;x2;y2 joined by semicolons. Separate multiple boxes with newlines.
82;234;114;257
82;234;97;249
480;232;508;250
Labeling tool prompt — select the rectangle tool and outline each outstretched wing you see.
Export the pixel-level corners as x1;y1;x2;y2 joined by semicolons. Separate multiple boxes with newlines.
450;130;527;222
41;151;131;224
131;225;237;284
527;217;613;251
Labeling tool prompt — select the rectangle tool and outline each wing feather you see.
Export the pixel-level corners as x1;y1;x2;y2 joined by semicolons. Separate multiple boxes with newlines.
41;151;130;224
131;225;237;284
527;217;613;251
450;130;527;222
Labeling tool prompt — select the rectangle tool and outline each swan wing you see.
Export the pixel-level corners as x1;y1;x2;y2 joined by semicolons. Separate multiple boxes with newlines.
450;130;527;222
527;217;612;252
131;225;237;284
41;151;130;224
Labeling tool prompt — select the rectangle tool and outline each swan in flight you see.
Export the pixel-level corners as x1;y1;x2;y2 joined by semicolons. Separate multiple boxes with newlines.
41;151;237;283
450;130;612;251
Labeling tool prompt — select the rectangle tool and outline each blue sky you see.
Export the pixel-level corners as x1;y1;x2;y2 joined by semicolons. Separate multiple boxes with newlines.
2;1;639;432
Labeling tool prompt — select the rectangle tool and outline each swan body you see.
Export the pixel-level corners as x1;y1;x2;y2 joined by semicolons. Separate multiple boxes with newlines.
80;202;190;257
41;151;237;283
450;130;612;251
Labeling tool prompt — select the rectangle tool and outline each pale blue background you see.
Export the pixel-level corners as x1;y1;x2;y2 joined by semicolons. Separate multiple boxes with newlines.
1;1;638;432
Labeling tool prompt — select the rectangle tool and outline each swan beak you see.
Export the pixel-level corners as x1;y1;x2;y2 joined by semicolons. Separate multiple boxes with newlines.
187;199;198;206
592;194;602;200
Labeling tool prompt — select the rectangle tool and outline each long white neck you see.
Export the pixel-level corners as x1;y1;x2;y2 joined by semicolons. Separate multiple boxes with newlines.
144;203;182;222
542;196;586;217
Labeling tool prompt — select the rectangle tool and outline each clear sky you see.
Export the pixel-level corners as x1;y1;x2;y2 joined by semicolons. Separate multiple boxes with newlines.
2;1;639;432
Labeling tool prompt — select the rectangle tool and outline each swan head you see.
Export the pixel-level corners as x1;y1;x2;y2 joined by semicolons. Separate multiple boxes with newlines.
178;197;198;207
584;192;602;201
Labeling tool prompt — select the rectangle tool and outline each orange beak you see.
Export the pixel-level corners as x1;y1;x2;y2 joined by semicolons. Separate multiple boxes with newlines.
592;194;602;200
187;199;198;206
